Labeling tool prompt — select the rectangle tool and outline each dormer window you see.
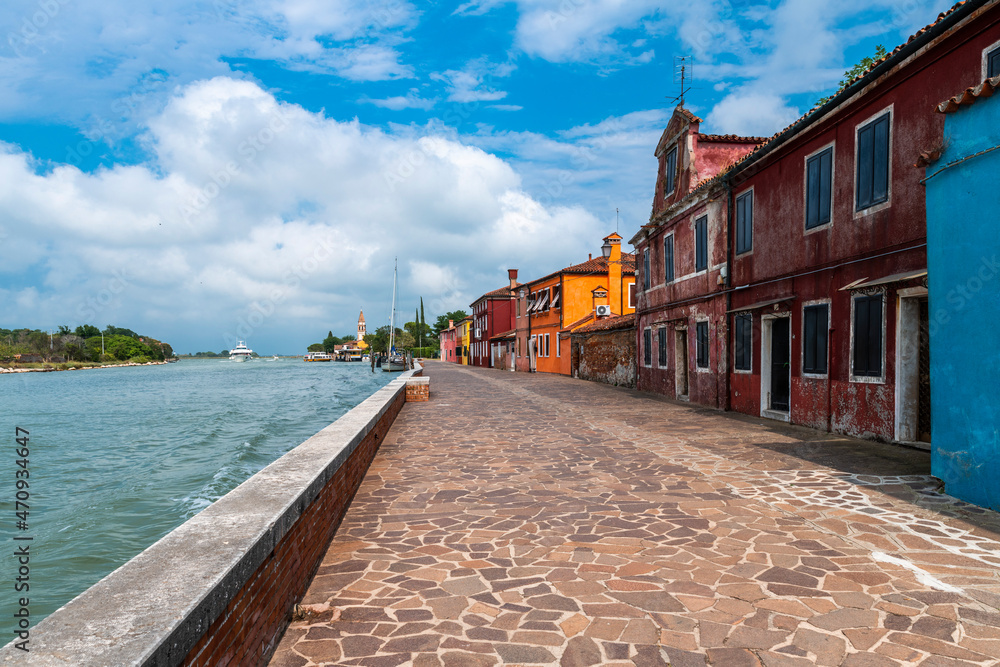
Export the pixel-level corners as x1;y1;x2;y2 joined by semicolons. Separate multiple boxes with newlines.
664;146;678;196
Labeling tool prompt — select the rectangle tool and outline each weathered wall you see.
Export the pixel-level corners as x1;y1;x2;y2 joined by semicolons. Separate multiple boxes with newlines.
1;368;422;666
927;87;1000;510
573;328;636;388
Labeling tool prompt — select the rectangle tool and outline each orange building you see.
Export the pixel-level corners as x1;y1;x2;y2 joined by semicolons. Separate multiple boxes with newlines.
515;233;636;375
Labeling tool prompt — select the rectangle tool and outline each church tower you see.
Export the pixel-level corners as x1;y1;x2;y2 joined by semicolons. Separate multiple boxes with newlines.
357;310;366;342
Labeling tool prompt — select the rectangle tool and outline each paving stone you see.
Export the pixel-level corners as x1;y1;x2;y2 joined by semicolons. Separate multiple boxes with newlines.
266;364;1000;667
559;636;602;667
494;643;557;664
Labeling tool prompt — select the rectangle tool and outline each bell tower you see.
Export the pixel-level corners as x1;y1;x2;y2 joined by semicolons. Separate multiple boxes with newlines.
357;310;366;341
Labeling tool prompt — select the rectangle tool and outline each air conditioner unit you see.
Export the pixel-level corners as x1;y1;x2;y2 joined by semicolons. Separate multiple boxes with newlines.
596;305;612;317
474;328;481;338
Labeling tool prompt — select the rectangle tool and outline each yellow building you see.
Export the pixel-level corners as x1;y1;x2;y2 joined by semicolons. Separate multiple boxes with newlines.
457;316;472;365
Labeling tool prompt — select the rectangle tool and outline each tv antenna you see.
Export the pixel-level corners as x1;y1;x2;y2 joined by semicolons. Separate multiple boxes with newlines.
669;56;694;107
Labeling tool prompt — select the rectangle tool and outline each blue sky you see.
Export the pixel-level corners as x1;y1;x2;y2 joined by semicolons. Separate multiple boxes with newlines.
0;0;954;354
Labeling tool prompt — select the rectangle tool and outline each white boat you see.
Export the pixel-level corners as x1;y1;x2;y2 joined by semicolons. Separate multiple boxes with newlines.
304;351;333;362
229;341;254;362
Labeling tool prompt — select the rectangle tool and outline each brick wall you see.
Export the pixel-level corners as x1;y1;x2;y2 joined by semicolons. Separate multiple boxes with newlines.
572;328;636;388
180;388;405;666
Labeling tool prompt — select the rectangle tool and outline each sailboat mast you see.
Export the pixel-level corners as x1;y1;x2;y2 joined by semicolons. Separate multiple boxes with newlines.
388;258;397;354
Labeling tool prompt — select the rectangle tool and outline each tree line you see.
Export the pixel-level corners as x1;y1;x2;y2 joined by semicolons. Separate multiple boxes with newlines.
0;325;174;364
306;298;469;357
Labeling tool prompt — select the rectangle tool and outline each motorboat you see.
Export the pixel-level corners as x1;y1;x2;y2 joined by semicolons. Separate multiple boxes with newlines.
303;351;333;362
229;342;254;362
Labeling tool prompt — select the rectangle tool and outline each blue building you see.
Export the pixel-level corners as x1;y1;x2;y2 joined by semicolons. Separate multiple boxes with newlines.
925;74;1000;510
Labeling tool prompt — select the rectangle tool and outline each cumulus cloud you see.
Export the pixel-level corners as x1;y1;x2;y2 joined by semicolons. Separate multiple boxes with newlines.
0;77;606;352
431;58;516;104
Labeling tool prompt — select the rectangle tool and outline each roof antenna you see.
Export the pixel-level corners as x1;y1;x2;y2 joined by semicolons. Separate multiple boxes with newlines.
669;56;693;107
616;208;619;234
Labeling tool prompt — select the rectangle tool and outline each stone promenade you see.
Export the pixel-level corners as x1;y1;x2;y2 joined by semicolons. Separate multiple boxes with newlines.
270;362;1000;666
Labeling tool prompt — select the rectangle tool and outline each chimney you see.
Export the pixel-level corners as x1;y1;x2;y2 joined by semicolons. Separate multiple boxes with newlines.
448;319;454;328
603;233;623;315
589;253;592;260
508;269;518;288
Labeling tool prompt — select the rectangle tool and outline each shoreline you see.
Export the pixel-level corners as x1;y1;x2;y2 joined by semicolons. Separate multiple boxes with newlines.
0;360;169;374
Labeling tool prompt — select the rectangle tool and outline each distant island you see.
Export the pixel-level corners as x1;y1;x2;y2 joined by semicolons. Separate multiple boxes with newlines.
0;325;175;371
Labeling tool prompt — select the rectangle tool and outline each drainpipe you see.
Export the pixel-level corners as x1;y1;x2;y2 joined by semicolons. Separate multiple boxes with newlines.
827;325;835;434
723;174;734;412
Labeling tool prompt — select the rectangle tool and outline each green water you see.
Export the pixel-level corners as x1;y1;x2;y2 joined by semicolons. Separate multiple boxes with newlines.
0;358;392;627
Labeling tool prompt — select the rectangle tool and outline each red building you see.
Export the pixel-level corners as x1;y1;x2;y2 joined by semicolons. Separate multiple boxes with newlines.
632;0;1000;444
438;320;458;363
469;270;520;368
630;111;763;408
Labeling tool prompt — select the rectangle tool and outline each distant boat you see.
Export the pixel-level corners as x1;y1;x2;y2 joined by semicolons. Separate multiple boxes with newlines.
271;355;279;361
229;342;254;362
304;352;333;362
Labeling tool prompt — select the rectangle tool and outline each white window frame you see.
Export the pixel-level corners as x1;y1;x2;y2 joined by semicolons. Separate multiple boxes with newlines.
801;298;831;379
852;104;894;219
657;326;668;369
849;291;886;384
663;231;675;284
642;327;653;368
803;141;836;234
732;311;753;375
694;318;710;373
734;187;754;257
983;38;1000;79
628;283;635;309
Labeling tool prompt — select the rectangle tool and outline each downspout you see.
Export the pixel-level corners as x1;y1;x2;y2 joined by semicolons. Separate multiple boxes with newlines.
827;268;837;434
723;173;734;412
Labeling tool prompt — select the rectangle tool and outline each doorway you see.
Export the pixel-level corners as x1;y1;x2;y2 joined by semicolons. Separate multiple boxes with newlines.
896;289;931;445
761;315;791;419
674;328;689;399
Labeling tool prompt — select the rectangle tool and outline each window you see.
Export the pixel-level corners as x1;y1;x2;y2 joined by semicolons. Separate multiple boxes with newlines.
806;147;833;229
696;321;709;369
657;327;668;367
664;146;678;195
628;283;635;309
734;312;752;371
736;191;752;254
642;248;650;290
544;333;550;357
803;304;829;374
989;45;1000;78
856;113;890;211
643;328;652;367
695;216;708;272
556;334;561;357
664;234;674;283
852;295;883;377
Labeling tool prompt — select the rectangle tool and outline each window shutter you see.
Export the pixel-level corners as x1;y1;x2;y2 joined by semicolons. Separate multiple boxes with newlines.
806;156;820;227
872;116;889;204
991;47;1000;78
868;296;882;375
664;235;674;282
857;124;874;209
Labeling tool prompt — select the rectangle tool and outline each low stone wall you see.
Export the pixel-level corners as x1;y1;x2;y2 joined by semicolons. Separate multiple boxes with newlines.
1;366;422;666
571;327;636;388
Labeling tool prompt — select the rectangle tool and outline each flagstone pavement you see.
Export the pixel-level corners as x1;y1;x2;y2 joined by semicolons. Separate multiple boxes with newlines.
269;362;1000;667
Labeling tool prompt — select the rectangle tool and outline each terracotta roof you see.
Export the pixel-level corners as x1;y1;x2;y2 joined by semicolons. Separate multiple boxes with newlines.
491;328;516;339
698;134;769;144
480;283;520;299
560;313;595;333
708;0;982;182
674;106;703;124
573;313;635;334
937;75;1000;113
562;253;636;275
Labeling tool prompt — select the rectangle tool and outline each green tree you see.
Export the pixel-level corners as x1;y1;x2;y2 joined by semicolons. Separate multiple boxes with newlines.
75;324;101;338
396;330;415;350
323;331;340;353
433;310;468;334
363;326;390;355
307;343;325;353
817;44;888;105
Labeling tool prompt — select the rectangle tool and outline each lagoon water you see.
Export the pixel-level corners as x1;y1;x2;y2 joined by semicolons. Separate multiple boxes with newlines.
0;358;393;628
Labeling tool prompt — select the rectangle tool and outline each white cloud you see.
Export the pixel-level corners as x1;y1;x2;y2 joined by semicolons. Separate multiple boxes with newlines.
431;58;516;104
360;89;437;111
0;77;608;352
705;89;800;137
